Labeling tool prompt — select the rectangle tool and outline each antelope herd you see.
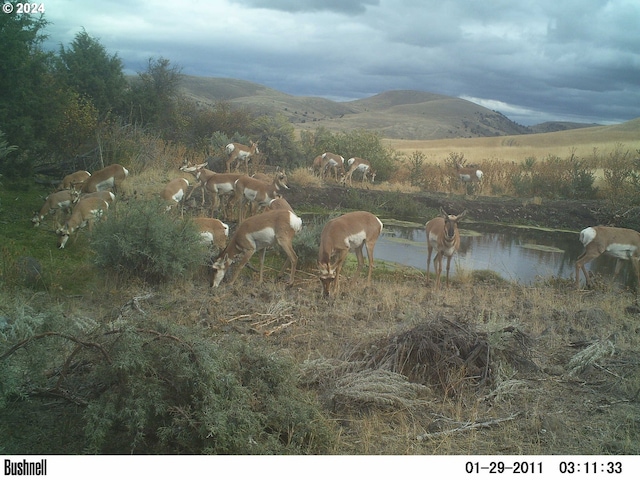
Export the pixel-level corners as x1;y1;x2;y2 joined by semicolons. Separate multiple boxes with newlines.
30;154;640;295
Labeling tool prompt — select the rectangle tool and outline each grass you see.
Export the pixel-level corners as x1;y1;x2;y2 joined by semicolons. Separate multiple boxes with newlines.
383;121;640;165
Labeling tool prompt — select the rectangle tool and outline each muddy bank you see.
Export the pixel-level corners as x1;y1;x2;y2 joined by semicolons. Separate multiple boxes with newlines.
287;184;610;230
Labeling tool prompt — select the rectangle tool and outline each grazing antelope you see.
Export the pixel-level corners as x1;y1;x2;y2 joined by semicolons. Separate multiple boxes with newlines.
265;196;294;212
193;217;229;249
575;226;640;291
31;189;79;227
321;153;346;182
210;209;303;287
58;170;91;191
317;211;383;297
56;196;109;249
82;164;129;193
225;141;259;173
311;155;325;177
79;190;116;205
234;170;289;223
456;163;483;194
343;157;375;186
425;208;467;289
160;178;190;211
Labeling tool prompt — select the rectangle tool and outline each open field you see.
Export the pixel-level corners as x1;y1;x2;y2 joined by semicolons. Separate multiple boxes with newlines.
383;119;640;164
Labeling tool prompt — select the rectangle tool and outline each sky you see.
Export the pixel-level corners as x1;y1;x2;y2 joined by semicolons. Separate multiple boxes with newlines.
38;0;640;126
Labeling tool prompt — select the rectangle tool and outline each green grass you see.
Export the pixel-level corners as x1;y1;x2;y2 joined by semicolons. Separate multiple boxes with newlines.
0;181;96;293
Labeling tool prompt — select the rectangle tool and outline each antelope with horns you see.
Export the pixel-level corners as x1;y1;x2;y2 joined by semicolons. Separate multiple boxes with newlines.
320;153;346;182
342;157;376;186
225;141;259;173
193;217;229;249
317;211;383;297
234;170;289;223
58;170;91;191
32;189;79;227
210;209;303;287
575;226;640;291
56;196;109;249
425;208;467;289
161;178;190;211
82;164;129;193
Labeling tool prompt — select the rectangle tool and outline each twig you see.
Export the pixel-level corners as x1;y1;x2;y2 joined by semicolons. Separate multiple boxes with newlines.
416;412;520;441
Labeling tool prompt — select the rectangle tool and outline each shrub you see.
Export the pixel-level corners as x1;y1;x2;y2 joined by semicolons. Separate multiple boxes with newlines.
0;292;337;454
90;198;208;285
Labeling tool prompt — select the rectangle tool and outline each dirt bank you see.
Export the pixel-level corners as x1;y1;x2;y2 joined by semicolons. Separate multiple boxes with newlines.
287;184;607;230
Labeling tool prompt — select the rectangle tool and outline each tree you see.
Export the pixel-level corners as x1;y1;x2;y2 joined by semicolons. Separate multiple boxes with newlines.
57;29;127;117
0;7;55;167
126;57;183;136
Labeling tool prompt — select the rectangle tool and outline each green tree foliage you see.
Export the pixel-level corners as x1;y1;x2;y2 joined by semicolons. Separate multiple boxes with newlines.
126;57;183;137
57;29;127;117
0;8;56;169
90;198;208;285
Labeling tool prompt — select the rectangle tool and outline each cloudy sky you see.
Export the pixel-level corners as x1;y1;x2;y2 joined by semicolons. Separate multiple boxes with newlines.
40;0;640;126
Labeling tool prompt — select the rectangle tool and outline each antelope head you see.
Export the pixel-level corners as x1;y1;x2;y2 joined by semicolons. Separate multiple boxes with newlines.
317;261;337;297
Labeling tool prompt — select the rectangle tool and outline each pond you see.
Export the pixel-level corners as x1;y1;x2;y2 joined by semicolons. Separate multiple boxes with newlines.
375;220;635;286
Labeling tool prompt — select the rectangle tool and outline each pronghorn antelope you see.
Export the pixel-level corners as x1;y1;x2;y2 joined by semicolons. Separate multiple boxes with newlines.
225;141;259;173
311;155;325;177
317;211;383;297
31;189;79;227
180;163;217;205
425;208;467;289
79;190;116;205
160;178;190;211
575;226;640;291
342;157;375;186
265;196;294;212
82;164;129;193
320;153;346;182
234;170;289;223
200;172;245;218
210;209;303;287
456;163;483;193
58;170;91;191
56;196;109;249
193;217;229;249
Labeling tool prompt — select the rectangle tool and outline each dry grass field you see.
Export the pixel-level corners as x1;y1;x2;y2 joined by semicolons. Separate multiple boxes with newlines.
384;118;640;165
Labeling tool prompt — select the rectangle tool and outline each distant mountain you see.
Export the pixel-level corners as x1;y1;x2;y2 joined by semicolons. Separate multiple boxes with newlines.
178;76;600;140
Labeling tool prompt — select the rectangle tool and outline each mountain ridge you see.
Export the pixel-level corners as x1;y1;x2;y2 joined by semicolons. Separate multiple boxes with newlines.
177;75;603;140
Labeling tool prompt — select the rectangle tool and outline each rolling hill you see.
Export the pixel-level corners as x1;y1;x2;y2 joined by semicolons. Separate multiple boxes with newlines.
178;75;602;141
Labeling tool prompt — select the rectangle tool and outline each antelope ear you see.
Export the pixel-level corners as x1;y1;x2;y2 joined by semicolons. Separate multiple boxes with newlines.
439;206;449;217
457;210;468;220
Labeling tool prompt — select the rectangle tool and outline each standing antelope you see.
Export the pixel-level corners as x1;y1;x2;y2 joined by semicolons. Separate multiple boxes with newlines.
82;164;129;193
210;209;303;287
317;211;383;297
193;217;229;249
343;157;375;186
160;178;190;211
234;170;289;223
425;208;467;289
32;189;79;227
456;163;483;194
56;196;109;249
575;226;640;290
225;141;259;173
321;153;346;182
58;170;91;191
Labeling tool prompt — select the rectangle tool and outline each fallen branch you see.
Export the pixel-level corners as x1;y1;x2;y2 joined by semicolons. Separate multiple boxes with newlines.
416;412;520;441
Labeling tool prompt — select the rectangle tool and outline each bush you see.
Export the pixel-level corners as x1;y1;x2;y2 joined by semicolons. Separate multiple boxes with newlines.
90;198;208;285
0;292;337;454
